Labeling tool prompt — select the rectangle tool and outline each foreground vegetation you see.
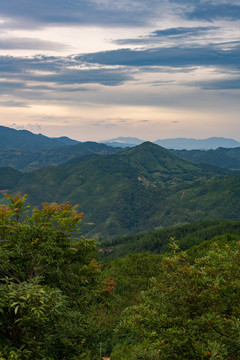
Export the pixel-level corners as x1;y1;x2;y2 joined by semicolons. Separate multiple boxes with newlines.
1;195;240;359
111;237;240;359
0;194;103;359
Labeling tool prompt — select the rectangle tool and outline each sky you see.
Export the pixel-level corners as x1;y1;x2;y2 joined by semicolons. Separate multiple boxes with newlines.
0;0;239;141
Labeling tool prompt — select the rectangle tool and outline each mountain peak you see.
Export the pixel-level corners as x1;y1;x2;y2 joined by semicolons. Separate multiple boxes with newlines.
122;141;172;154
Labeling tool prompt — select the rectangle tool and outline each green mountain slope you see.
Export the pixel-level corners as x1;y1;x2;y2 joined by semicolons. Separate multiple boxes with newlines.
172;147;240;169
1;142;239;239
0;141;122;171
0;167;23;190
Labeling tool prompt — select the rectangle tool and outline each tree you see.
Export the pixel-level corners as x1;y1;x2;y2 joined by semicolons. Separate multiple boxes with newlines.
112;239;240;359
0;194;101;359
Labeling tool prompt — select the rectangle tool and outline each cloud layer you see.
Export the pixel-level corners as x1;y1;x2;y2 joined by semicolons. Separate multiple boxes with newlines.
0;0;237;32
0;0;167;28
0;0;239;140
78;42;240;68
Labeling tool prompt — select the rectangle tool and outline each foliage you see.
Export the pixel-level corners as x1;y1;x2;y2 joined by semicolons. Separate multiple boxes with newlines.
101;219;240;259
0;194;102;359
113;240;240;359
89;252;164;356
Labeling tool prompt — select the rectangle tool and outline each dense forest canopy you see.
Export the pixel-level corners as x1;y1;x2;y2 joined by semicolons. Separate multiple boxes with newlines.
1;195;240;359
0;194;103;359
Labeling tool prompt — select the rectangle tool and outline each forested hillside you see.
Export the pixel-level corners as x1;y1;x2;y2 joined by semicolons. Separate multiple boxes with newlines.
100;219;240;259
108;235;240;359
172;147;240;169
0;142;236;239
1;194;240;359
0;141;122;171
0;142;239;239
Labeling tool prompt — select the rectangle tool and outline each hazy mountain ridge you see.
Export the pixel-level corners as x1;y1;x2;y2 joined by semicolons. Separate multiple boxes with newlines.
103;136;240;150
0;125;67;151
155;137;240;150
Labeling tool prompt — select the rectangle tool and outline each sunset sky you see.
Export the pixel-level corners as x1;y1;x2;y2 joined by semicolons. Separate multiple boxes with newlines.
0;0;239;141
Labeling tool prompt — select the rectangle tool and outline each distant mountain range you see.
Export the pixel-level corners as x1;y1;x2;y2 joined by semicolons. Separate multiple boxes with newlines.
2;126;240;171
104;136;240;150
1;125;240;152
1;141;240;240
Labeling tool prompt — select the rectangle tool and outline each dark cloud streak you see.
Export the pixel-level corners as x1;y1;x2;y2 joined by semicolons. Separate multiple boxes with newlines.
77;43;240;68
115;26;218;45
0;54;134;101
186;3;240;21
190;78;240;90
152;26;217;37
0;0;239;31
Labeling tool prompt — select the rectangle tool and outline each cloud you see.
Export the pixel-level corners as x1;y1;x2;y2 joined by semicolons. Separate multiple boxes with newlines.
115;26;218;45
77;42;240;68
11;123;42;132
0;55;134;95
25;68;133;86
151;26;217;37
0;37;69;51
0;0;167;29
0;0;238;32
26;123;43;132
191;77;240;90
0;100;30;107
0;38;238;108
186;3;240;21
168;0;240;21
